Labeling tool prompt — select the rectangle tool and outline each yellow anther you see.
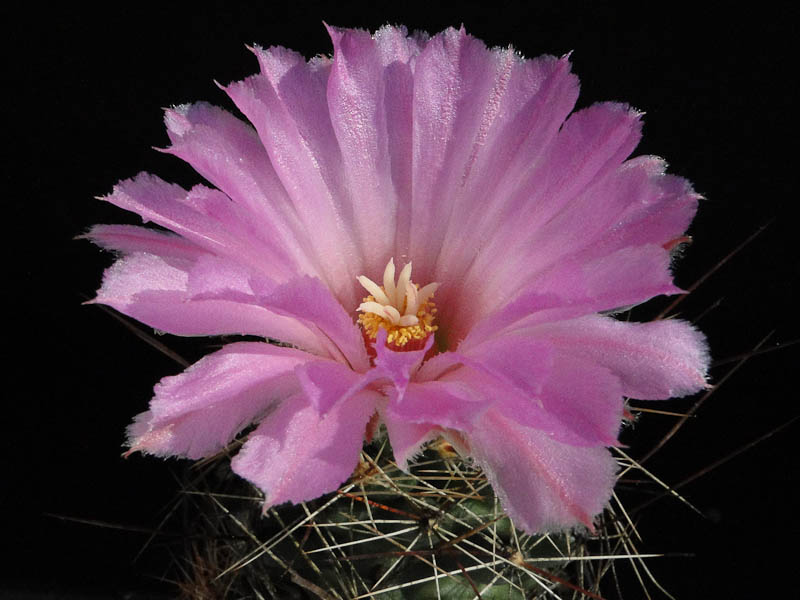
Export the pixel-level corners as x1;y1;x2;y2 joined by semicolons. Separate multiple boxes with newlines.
357;259;439;349
358;294;437;347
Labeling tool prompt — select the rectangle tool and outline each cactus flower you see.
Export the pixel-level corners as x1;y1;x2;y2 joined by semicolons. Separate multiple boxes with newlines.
88;25;709;533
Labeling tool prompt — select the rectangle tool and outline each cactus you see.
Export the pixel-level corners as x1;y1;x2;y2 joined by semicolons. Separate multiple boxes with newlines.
163;422;678;600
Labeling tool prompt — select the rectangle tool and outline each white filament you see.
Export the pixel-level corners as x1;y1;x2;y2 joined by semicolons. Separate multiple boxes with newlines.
357;259;439;327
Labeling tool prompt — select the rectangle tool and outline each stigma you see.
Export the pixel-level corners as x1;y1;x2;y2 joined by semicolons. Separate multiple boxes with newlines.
357;259;439;350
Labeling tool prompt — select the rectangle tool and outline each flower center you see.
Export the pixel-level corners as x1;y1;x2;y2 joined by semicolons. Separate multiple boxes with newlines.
357;259;439;351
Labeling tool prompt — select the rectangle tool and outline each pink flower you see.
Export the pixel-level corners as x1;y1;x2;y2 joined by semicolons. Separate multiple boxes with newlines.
88;25;709;533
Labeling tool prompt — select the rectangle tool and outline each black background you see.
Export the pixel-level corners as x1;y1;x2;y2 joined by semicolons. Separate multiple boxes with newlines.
6;2;798;598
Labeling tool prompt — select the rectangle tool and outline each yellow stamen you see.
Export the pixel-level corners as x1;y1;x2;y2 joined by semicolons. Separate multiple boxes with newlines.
357;259;438;349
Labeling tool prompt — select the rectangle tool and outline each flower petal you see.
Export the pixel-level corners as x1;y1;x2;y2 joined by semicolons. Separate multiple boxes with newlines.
372;26;419;262
432;53;578;292
84;224;205;260
468;409;618;533
461;103;645;323
260;275;369;372
92;252;330;355
458;292;573;352
584;157;701;254
461;243;684;350
381;412;438;472
460;335;553;399
127;342;311;459
386;379;487;430
225;48;360;305
521;102;644;234
373;329;433;398
448;335;621;446
162;102;319;277
103;174;297;280
231;391;377;507
409;28;550;280
326;25;401;277
296;359;371;415
535;357;623;447
528;244;682;314
518;157;690;283
533;315;710;399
